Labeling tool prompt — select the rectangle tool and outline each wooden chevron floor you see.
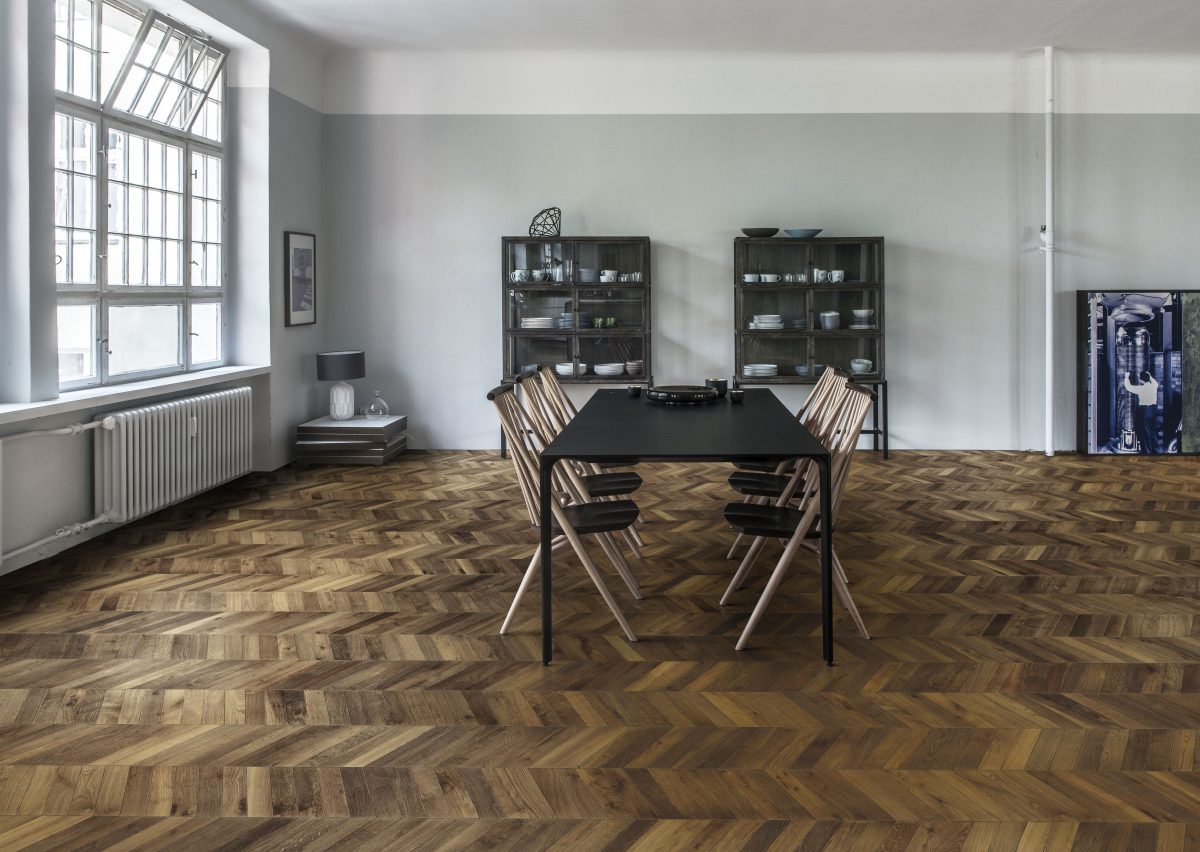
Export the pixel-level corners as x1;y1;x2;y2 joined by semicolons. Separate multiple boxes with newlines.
0;449;1197;850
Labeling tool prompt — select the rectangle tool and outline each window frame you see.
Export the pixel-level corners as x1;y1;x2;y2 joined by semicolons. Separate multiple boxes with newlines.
55;0;229;391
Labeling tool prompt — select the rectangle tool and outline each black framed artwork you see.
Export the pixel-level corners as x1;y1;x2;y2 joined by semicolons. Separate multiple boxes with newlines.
284;231;316;326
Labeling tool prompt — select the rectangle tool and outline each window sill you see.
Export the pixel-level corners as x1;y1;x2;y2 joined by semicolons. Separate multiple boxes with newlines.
0;366;271;428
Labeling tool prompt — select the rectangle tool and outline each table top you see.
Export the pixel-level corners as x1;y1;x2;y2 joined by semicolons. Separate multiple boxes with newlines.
543;388;828;463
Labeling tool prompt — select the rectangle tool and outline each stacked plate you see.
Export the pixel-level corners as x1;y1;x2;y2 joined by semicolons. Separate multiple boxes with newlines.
789;319;808;330
743;363;778;378
521;317;555;329
625;359;643;375
751;313;783;330
594;362;625;377
849;322;875;329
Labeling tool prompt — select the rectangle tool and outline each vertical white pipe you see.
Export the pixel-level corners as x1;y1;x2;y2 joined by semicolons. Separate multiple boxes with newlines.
1044;46;1056;457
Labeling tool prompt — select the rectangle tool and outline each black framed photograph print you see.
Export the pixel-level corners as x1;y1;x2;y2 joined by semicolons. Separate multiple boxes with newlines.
284;231;316;326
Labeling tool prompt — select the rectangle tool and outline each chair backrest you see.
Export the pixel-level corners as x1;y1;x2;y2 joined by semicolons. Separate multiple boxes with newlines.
517;370;569;445
538;365;579;423
488;384;544;524
797;368;848;427
776;384;874;523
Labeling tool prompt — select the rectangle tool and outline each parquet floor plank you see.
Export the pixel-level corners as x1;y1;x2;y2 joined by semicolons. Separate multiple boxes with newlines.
0;450;1196;848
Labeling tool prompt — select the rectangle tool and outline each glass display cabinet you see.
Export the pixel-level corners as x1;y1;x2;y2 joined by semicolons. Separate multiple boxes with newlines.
502;236;651;383
734;235;888;454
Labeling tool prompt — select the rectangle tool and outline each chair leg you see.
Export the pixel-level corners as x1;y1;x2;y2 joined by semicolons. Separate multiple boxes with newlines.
832;551;870;639
621;527;643;558
597;531;642;600
735;531;808;651
563;527;638;642
720;535;768;605
725;531;744;560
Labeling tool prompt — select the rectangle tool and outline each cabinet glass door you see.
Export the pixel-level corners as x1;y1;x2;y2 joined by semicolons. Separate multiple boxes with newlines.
811;242;880;284
742;289;808;331
579;335;644;379
507;240;574;284
508;288;575;331
576;288;645;331
576;242;645;285
814;335;880;378
741;335;807;380
509;335;571;376
811;289;880;331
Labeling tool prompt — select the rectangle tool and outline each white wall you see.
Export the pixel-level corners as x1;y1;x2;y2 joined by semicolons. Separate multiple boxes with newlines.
320;49;1200;451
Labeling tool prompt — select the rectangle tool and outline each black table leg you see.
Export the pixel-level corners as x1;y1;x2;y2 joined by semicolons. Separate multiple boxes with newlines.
881;380;889;460
818;456;834;666
540;458;554;665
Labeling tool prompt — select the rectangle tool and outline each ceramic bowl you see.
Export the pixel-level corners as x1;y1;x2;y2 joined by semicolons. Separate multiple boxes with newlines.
850;359;873;373
741;228;779;238
783;228;822;238
852;309;875;319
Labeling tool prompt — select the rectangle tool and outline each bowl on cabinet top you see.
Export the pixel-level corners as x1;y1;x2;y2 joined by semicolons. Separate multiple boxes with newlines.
783;228;822;238
741;228;779;238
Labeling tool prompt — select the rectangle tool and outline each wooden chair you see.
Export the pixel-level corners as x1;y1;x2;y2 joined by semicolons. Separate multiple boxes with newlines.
489;384;642;641
726;369;851;559
720;384;874;649
515;370;644;556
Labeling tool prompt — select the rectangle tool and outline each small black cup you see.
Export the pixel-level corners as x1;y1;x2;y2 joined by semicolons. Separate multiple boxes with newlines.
705;378;728;398
729;389;745;404
627;385;641;398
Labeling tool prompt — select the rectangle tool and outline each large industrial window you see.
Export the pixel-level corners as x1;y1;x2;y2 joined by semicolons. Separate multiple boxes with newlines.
53;0;228;388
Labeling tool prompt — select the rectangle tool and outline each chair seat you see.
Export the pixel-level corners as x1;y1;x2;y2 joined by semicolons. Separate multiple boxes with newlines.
728;471;791;498
724;502;828;539
555;499;641;535
582;471;643;497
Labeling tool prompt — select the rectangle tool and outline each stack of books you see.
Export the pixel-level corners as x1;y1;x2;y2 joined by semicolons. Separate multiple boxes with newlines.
294;415;407;466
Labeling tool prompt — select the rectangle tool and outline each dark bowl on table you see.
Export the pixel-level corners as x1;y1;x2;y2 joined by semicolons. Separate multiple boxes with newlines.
741;228;779;238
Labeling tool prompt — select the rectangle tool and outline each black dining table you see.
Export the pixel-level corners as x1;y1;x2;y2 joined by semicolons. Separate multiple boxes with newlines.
537;388;834;665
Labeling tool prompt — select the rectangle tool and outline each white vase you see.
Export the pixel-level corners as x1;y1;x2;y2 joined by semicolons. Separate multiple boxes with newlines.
329;380;355;420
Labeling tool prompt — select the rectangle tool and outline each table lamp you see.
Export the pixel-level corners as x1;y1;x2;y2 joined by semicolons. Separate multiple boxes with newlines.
317;350;366;420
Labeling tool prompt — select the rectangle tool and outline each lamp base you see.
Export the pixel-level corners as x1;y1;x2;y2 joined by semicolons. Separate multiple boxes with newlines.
329;380;355;420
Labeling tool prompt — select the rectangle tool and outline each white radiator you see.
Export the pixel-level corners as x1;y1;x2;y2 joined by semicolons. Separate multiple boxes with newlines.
95;387;253;523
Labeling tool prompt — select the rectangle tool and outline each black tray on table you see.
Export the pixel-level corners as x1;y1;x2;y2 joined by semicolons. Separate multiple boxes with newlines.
646;385;719;405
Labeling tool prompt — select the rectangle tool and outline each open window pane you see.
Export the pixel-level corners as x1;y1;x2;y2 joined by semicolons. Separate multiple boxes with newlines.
100;1;142;100
190;302;222;364
57;304;98;383
108;303;181;375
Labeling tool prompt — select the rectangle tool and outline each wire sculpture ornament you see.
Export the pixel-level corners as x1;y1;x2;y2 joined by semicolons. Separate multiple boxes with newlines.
528;207;562;237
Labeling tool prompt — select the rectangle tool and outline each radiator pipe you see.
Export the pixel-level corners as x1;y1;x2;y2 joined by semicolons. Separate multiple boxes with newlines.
0;417;116;565
2;514;113;562
0;416;116;444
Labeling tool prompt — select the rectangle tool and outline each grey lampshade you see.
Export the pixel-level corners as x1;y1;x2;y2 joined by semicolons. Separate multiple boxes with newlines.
316;350;366;381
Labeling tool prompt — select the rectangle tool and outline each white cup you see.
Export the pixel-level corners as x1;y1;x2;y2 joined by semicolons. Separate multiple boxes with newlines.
831;270;846;283
742;273;760;283
819;311;840;330
813;268;830;284
600;269;618;282
760;273;781;283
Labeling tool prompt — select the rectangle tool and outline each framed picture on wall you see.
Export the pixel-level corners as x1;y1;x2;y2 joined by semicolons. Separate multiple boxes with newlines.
284;231;317;327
